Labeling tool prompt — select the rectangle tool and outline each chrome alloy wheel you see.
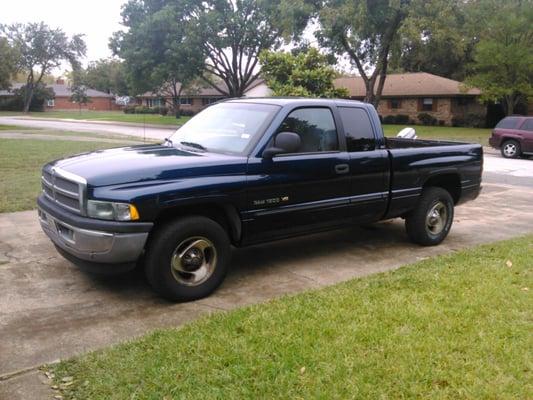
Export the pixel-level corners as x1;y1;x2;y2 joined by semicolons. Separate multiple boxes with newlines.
503;142;517;157
425;201;448;236
170;237;217;286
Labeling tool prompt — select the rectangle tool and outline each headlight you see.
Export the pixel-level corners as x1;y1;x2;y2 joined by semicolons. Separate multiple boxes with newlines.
87;200;140;221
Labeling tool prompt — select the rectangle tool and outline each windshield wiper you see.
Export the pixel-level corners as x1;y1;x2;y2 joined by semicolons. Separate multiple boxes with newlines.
179;141;207;151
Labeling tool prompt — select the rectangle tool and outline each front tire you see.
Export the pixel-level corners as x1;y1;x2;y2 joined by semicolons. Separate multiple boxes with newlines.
405;187;454;246
145;216;230;301
501;139;521;159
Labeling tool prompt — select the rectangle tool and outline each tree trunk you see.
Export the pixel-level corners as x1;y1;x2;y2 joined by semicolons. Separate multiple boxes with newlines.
504;95;515;115
23;84;34;114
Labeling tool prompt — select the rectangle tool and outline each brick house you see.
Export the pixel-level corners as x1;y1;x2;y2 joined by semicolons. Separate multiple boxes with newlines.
137;79;270;114
334;72;485;126
0;80;121;111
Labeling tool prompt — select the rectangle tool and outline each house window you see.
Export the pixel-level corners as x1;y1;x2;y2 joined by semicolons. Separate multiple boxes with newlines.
202;97;224;106
145;98;162;107
46;99;55;107
179;97;193;105
390;99;401;109
421;98;434;111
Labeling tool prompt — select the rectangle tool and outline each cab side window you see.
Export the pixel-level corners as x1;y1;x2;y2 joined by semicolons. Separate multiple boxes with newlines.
278;108;338;153
339;107;376;152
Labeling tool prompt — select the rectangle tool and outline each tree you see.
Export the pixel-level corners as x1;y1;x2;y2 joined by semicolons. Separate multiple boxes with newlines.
0;37;18;90
113;0;309;99
389;0;475;80
465;1;533;115
1;22;86;113
69;71;91;113
84;58;129;96
111;0;205;115
260;48;348;97
193;0;307;97
316;0;412;107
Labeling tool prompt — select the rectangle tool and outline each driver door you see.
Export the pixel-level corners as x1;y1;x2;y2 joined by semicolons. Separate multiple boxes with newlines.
243;107;351;244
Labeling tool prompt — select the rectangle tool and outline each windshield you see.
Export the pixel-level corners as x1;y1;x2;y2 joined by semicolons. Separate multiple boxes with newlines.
169;102;280;154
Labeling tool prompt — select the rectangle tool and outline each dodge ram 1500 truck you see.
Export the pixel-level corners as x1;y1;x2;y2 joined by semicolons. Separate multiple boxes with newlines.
38;98;482;301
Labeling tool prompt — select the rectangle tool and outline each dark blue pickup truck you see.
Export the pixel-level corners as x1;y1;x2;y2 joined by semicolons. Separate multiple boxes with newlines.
38;98;482;301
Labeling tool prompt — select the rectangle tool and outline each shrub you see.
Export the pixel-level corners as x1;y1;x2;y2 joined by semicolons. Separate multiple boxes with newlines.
464;113;485;128
158;106;169;116
418;113;437;126
383;115;396;124
179;109;196;117
383;114;411;125
451;114;486;128
123;105;136;114
395;114;409;124
438;120;446;126
451;117;464;127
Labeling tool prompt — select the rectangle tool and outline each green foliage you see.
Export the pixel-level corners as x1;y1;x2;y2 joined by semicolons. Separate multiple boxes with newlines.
317;0;412;105
1;22;86;112
70;85;90;108
390;0;475;80
260;48;348;98
123;105;170;115
382;114;410;125
465;0;533;115
83;59;129;96
0;37;18;90
114;0;308;98
418;112;438;126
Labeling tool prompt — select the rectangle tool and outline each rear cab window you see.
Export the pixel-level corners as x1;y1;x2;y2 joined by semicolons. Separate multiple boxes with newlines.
338;107;376;152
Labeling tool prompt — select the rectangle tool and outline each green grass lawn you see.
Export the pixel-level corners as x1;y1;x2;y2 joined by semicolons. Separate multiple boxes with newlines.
384;124;492;146
0;110;190;126
0;138;133;213
50;236;533;399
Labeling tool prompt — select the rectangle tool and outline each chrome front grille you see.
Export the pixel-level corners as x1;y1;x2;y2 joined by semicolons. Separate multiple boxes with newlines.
41;167;87;214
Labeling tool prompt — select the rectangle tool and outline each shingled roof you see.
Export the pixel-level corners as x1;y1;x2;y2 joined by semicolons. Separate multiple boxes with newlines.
334;72;481;98
0;83;114;98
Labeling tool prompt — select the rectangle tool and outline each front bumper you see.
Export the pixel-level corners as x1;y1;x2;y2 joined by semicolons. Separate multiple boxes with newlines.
38;195;153;270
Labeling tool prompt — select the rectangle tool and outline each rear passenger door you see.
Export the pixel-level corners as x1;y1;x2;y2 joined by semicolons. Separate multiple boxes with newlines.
337;107;390;222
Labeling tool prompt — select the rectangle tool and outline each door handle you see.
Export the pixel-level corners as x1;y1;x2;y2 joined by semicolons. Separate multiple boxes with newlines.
335;163;350;174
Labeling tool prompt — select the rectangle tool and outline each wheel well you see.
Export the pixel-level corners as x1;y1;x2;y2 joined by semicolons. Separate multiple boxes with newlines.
501;137;520;145
423;174;461;204
153;203;241;245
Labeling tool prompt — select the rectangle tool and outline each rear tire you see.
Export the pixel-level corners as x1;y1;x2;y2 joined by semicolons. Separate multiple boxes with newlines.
405;187;454;246
145;216;230;302
501;139;521;159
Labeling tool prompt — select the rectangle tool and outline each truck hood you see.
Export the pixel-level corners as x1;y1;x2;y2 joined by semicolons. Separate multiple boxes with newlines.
47;144;248;187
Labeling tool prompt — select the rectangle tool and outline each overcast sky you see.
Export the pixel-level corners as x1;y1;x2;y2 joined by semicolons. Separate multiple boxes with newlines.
1;0;126;70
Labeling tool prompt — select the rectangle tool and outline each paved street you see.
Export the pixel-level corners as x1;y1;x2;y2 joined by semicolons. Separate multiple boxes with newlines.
1;120;533;398
0;116;176;141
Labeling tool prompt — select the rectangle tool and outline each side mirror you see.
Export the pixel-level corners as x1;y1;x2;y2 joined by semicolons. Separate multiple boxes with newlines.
262;131;301;158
